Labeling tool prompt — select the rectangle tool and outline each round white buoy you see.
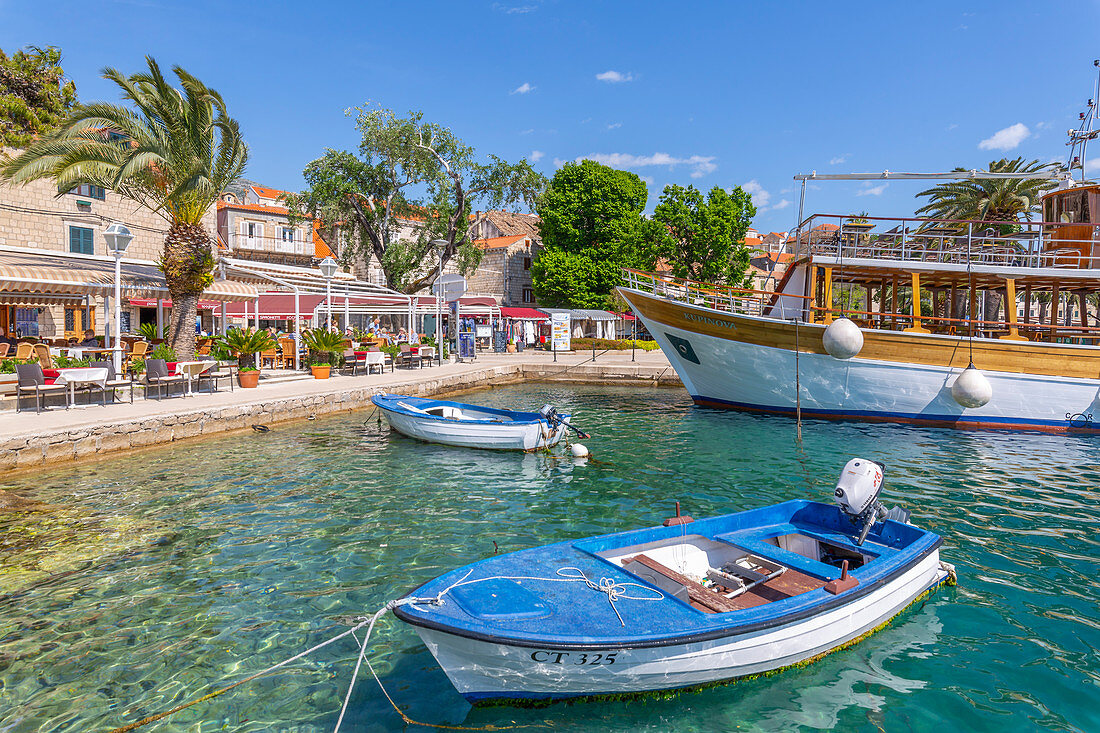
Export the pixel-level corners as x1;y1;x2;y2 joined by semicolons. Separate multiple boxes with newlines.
951;365;992;408
822;317;864;360
570;444;589;457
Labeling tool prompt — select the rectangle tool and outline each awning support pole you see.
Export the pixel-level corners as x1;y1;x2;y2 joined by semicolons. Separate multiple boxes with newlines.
293;288;301;370
156;298;164;339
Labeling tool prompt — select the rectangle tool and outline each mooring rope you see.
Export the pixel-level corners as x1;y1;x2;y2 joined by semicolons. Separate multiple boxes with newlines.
109;566;663;732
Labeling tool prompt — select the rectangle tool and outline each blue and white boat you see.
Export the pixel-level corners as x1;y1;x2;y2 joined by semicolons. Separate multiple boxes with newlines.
371;394;576;451
393;459;954;703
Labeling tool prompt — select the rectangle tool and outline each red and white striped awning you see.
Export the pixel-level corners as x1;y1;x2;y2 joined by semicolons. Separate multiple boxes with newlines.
0;248;257;302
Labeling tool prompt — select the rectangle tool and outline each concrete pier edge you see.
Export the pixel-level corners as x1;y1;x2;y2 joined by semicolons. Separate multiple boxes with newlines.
0;361;680;476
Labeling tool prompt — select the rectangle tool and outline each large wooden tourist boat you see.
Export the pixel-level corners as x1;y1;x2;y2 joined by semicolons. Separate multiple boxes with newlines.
619;179;1100;433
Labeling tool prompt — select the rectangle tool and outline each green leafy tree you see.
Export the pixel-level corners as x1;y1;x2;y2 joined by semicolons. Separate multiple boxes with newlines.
533;160;659;307
652;183;757;285
284;106;544;293
0;46;77;147
915;158;1059;226
0;57;248;360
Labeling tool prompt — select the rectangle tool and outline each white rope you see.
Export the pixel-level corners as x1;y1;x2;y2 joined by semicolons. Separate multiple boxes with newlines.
333;600;403;733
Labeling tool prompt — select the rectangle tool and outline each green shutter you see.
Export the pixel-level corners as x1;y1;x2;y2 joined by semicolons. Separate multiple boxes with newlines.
69;226;94;254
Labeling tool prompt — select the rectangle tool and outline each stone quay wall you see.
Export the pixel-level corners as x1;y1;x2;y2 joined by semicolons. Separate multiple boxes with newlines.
0;363;680;474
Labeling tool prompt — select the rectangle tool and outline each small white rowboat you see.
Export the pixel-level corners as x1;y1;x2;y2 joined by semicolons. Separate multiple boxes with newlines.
371;394;573;451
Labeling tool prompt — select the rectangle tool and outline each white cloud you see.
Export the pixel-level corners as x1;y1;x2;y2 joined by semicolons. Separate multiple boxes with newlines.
530;150;544;162
581;152;716;178
519;128;534;135
639;175;654;185
493;2;538;12
829;155;848;165
1086;158;1100;172
857;183;888;196
741;180;771;209
552;157;568;168
580;117;592;124
979;122;1030;151
596;70;634;83
947;123;959;131
607;122;622;130
1035;121;1049;130
510;82;535;95
772;199;792;211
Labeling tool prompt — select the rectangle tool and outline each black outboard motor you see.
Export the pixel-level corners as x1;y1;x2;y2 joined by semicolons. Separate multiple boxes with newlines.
833;458;909;545
538;404;590;439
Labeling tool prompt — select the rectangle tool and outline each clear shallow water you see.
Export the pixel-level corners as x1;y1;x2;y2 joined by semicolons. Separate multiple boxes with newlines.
1;384;1100;732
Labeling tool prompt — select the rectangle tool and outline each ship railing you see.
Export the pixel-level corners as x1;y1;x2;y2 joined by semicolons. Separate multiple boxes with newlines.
786;214;1100;270
621;268;809;318
811;304;1100;345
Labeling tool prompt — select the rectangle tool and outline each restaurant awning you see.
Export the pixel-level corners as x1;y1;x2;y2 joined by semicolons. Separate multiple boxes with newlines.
500;306;550;320
542;308;621;321
0;247;257;302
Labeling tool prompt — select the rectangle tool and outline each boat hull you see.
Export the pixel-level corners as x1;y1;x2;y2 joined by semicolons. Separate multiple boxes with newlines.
619;287;1100;433
373;396;569;451
413;550;947;702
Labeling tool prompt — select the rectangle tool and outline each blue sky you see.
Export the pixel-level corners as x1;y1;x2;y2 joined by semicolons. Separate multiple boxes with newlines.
3;0;1100;234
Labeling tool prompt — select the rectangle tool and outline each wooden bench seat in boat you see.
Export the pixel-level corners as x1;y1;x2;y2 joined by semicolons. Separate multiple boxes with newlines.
623;553;826;614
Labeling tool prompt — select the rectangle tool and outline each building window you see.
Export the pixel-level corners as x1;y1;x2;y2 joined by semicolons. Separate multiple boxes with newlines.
70;184;106;200
69;226;95;254
523;287;535;303
15;308;39;338
281;227;295;241
523;256;532;270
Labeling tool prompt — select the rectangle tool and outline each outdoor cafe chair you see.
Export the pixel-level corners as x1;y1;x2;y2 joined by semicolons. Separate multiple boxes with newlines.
88;360;134;404
14;342;33;360
196;357;234;393
33;343;54;369
343;349;368;376
0;343;9;359
126;341;149;370
15;363;69;413
396;344;422;369
142;358;186;400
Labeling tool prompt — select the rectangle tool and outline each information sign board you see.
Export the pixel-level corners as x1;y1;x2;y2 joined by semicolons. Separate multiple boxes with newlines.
551;312;571;352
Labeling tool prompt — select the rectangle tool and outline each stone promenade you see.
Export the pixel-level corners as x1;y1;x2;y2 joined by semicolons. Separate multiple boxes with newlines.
0;349;678;473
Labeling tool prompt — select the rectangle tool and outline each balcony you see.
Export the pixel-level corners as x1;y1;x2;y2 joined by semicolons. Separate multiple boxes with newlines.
227;232;314;258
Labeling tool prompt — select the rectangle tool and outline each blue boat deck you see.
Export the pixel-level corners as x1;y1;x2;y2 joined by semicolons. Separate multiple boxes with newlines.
395;500;941;649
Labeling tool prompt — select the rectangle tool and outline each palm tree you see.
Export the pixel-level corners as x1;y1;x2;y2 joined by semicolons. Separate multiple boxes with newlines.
0;57;247;359
915;158;1059;226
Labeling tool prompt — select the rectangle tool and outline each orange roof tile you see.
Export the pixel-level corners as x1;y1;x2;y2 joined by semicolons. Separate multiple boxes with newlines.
474;235;528;250
312;220;334;259
250;185;286;200
218;201;294;216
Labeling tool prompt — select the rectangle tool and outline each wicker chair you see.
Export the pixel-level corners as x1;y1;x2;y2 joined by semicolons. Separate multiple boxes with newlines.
32;343;53;369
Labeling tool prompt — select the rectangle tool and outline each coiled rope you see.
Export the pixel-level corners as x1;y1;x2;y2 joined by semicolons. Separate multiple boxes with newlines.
107;567;662;732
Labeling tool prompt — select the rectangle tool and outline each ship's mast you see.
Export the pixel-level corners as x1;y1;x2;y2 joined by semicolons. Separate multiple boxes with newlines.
1067;59;1100;182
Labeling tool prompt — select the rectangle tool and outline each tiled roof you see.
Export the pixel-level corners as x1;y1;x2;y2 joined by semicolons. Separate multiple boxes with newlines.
250;185;286;200
218;201;293;216
476;210;541;238
474;235;529;250
312;220;334;259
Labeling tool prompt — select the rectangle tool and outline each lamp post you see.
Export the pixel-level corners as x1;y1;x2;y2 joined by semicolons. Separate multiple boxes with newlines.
430;239;447;365
102;223;133;373
318;256;338;331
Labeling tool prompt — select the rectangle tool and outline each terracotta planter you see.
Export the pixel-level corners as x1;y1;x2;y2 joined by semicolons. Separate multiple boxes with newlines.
506;343;517;353
311;364;331;379
238;370;260;388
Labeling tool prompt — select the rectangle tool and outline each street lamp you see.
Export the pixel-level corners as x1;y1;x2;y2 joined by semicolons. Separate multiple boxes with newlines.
430;239;447;365
318;256;338;331
103;223;133;373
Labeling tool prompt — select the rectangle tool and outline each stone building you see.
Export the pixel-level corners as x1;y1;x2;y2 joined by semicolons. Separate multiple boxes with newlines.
464;234;540;306
0;147;221;339
215;183;333;268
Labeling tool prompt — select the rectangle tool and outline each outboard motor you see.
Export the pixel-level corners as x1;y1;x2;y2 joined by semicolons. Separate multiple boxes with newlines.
834;458;908;545
538;404;590;439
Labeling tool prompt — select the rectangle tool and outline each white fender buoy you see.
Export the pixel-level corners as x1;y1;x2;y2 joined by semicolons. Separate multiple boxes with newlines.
951;365;992;408
570;444;589;457
822;317;864;360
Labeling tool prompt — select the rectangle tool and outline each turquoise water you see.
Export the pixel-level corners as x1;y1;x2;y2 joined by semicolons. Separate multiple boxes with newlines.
2;384;1100;732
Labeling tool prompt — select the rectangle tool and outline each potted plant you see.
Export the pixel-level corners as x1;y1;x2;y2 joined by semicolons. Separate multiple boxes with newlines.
301;328;346;379
506;338;516;354
217;328;276;388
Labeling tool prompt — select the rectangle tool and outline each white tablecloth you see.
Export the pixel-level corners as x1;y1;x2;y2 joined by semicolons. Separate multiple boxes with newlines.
416;346;436;360
174;361;216;379
53;367;109;387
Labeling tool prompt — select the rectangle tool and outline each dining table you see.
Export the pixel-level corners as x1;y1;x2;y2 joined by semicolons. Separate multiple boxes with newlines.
53;366;109;408
174;360;216;395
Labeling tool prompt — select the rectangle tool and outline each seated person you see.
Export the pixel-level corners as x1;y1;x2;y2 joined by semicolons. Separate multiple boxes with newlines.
77;329;100;347
396;327;408;343
407;330;421;345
